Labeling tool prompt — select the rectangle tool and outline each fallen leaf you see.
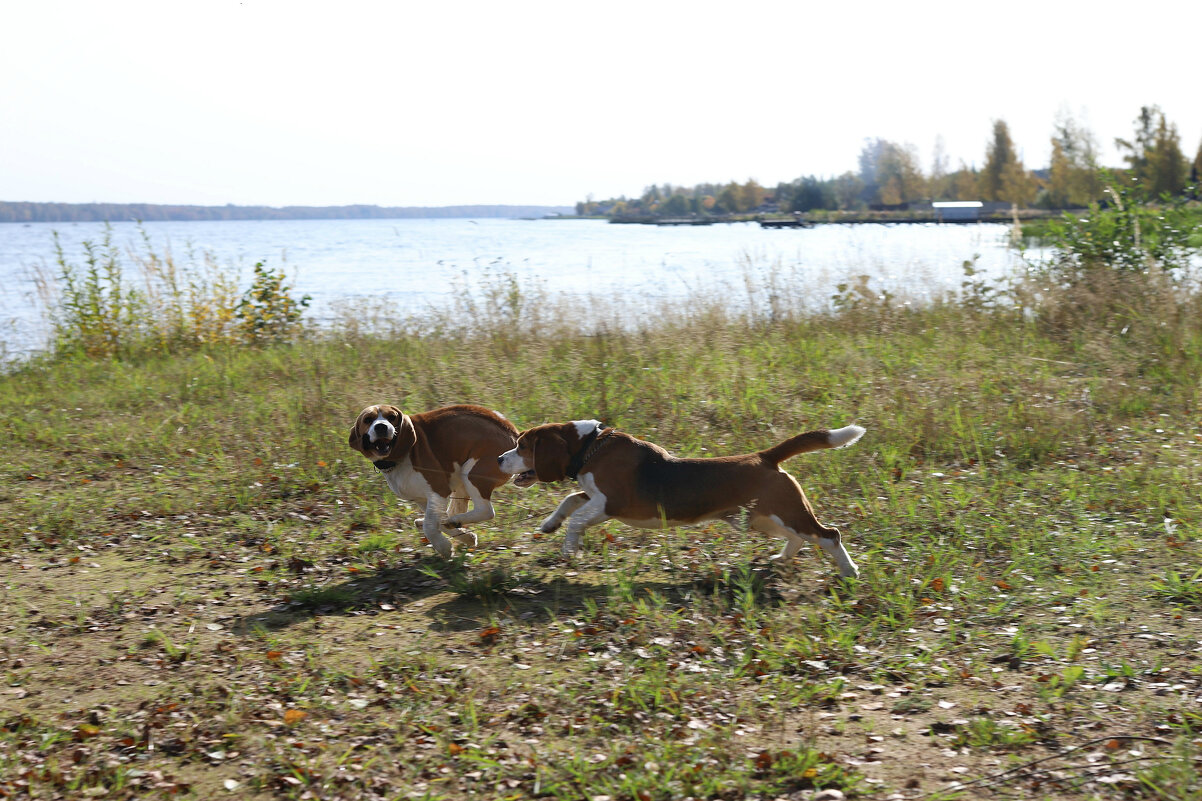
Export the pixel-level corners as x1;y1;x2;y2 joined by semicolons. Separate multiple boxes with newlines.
283;709;307;725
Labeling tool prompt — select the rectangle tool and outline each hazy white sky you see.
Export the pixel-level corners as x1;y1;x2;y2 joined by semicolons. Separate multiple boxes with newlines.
3;1;1200;207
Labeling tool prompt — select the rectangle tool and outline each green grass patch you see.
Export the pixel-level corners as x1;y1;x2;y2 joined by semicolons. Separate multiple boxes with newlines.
1;229;1201;799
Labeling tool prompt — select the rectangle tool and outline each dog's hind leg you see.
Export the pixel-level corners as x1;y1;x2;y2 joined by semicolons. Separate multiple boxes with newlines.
442;459;493;548
443;494;479;548
754;514;858;578
753;514;809;561
815;528;859;578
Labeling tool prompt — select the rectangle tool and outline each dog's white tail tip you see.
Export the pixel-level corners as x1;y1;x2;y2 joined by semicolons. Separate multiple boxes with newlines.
828;424;866;448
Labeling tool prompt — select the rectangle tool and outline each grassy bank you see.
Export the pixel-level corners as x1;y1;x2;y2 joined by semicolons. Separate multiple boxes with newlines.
2;245;1202;800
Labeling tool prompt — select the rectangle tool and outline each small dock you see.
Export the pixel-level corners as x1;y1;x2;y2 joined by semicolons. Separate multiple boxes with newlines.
759;219;814;229
654;218;716;226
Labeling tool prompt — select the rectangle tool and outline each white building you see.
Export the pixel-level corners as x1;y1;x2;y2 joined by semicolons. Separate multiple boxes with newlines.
932;200;983;222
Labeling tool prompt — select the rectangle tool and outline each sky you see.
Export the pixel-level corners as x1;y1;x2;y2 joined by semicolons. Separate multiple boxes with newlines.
3;1;1201;208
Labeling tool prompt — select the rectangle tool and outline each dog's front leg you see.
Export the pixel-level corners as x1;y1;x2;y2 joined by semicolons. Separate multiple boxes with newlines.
422;494;454;558
540;491;590;533
561;495;609;558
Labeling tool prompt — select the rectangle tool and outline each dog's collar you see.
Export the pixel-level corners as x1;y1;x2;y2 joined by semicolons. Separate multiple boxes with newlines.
373;459;398;472
565;425;611;480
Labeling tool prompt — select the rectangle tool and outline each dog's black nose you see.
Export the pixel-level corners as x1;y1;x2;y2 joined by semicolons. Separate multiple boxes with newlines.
372;422;389;435
497;455;504;465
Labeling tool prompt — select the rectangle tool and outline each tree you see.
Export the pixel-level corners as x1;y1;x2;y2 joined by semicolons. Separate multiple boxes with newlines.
1046;108;1102;207
980;120;1018;201
876;144;925;205
950;163;979;200
661;193;689;216
834;172;864;210
715;183;740;214
929;136;952;199
1001;160;1038;208
1116;105;1188;196
786;176;834;212
1145;116;1187;197
857;138;925;206
738;179;765;212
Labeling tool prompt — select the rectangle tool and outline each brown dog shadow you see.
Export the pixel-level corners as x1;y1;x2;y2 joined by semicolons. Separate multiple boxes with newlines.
229;554;819;635
228;555;674;635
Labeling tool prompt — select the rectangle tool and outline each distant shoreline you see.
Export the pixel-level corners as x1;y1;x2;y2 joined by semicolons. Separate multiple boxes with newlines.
0;201;575;224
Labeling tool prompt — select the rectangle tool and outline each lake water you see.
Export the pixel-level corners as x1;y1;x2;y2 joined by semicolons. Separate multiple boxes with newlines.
0;217;1027;359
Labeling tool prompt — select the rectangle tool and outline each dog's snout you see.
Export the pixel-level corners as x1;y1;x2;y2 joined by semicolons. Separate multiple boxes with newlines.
371;421;389;435
497;454;504;465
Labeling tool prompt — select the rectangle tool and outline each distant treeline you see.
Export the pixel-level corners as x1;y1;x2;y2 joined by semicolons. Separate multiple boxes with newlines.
0;202;575;224
579;105;1202;219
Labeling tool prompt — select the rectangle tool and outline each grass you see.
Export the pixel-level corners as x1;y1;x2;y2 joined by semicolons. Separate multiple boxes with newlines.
1;235;1201;799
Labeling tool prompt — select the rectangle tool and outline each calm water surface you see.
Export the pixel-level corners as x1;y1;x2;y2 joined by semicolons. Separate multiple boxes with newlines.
0;217;1025;358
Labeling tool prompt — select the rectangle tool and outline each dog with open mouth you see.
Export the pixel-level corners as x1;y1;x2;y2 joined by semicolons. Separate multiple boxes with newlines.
498;419;865;577
348;404;518;557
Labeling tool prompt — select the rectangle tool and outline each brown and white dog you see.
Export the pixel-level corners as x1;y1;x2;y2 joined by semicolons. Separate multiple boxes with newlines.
348;404;518;557
497;420;865;577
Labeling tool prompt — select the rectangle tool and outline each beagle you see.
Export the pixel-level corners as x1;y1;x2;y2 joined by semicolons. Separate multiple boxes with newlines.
498;420;865;577
348;404;518;557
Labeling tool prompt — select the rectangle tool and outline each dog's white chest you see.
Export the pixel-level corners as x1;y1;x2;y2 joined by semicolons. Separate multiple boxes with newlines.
382;457;435;502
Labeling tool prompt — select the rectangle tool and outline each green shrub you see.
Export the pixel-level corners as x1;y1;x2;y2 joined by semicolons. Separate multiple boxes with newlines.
39;227;308;359
235;261;311;343
1043;179;1195;280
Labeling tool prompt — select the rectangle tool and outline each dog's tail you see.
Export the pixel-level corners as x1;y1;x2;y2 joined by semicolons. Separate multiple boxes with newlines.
759;425;865;465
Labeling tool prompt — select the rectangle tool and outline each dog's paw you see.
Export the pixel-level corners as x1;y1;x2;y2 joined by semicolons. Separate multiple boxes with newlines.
429;537;454;559
451;530;477;548
412;517;425;530
539;516;563;534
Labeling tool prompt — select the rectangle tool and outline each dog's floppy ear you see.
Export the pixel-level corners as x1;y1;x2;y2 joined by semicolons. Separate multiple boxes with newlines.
348;411;367;454
386;414;417;460
534;431;570;482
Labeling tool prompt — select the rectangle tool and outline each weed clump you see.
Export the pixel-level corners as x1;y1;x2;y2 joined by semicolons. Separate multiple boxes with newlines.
38;225;309;360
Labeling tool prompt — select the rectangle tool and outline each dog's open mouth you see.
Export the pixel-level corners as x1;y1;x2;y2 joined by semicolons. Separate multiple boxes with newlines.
369;437;394;456
513;470;536;488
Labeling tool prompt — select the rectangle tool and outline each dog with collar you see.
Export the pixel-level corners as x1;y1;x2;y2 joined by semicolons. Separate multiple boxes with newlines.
497;420;865;577
348;404;518;557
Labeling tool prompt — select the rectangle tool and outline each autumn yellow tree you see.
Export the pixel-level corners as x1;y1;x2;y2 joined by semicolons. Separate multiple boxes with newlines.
738;179;765;211
1116;106;1188;196
858;138;925;205
979;120;1017;201
1046;109;1102;207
